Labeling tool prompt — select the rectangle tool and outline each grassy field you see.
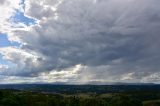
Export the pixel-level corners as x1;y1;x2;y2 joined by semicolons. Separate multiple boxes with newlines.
143;100;160;106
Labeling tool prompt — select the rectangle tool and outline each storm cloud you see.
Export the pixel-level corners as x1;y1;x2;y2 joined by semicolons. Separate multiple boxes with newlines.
0;0;160;83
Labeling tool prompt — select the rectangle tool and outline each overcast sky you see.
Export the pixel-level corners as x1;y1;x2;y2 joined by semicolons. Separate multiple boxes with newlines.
0;0;160;84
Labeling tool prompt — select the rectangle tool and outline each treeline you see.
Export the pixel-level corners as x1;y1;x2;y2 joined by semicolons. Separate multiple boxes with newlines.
0;89;159;106
1;85;160;94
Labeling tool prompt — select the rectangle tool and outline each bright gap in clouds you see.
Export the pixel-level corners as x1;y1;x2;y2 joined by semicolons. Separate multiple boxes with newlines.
0;34;12;47
0;33;20;66
10;10;36;26
10;0;36;26
0;34;20;47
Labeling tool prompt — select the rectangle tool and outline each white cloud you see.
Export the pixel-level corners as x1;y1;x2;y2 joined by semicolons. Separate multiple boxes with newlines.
0;47;43;76
0;0;22;33
141;72;160;83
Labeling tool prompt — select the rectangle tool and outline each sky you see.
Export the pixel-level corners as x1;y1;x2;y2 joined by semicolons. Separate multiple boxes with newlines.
0;0;160;84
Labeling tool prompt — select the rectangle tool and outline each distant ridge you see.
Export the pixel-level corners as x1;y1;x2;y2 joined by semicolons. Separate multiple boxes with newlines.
0;82;156;85
85;81;155;85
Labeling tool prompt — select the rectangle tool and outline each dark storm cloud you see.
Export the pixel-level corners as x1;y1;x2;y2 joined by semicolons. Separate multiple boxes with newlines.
0;0;5;5
1;0;160;83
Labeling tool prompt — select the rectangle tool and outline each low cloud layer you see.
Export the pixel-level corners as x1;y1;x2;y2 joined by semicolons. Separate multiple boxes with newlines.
0;0;160;84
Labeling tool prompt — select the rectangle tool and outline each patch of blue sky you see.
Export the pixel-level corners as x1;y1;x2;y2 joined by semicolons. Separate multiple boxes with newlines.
10;0;37;26
0;0;30;66
0;34;18;66
0;33;20;47
0;54;15;67
11;10;36;26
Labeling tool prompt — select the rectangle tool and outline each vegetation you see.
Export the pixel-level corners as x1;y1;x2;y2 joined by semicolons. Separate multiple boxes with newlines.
0;84;159;106
143;100;160;106
0;88;160;106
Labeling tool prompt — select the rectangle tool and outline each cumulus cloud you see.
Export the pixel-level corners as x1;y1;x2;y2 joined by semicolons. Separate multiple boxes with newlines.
0;0;160;83
0;0;23;33
0;47;42;76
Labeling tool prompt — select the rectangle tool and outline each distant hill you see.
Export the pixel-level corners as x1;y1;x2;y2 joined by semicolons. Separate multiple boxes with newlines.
0;84;159;94
87;81;155;85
